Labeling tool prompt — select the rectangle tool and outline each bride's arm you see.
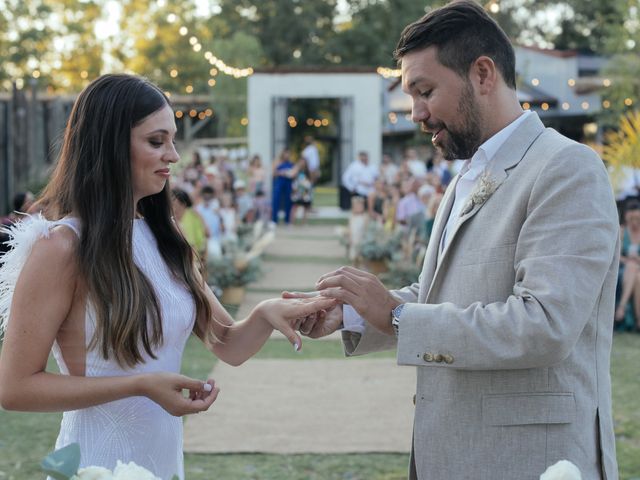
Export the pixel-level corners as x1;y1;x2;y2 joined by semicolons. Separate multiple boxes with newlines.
197;282;335;366
0;228;215;415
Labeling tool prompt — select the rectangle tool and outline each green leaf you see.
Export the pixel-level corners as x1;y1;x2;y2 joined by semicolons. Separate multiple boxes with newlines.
171;476;180;480
41;443;81;480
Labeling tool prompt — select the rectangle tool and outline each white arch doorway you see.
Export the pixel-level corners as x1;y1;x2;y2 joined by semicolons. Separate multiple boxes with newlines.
247;69;382;194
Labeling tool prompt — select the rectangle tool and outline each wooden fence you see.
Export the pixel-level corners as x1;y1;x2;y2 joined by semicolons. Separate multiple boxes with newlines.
0;84;74;215
0;86;233;215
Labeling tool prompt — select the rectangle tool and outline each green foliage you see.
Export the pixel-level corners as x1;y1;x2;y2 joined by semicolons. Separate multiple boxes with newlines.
380;261;421;290
219;0;340;66
358;223;400;261
207;254;262;289
0;0;104;91
328;1;439;68
602;110;640;169
599;54;640;127
40;443;80;480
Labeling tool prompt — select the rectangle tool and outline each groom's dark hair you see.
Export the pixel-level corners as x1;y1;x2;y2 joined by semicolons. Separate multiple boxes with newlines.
394;0;516;90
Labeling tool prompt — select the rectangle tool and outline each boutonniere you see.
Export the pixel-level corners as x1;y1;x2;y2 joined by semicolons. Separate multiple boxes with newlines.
460;171;498;216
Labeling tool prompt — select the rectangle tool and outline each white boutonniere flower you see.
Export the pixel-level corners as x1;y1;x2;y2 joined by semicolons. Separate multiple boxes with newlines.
460;171;498;216
539;460;582;480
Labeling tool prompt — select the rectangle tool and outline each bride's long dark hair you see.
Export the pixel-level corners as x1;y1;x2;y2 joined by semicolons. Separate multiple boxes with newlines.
37;74;221;367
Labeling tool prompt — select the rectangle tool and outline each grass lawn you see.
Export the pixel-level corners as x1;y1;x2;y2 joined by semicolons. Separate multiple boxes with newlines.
1;334;639;479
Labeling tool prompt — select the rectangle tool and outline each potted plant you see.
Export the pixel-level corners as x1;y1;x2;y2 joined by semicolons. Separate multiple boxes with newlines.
358;223;400;274
207;253;262;306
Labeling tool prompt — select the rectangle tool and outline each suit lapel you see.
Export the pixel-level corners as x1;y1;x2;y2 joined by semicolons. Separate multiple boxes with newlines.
423;113;547;303
417;174;459;303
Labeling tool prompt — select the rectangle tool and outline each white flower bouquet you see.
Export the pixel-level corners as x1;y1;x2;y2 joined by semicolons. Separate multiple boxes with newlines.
41;443;178;480
540;459;582;480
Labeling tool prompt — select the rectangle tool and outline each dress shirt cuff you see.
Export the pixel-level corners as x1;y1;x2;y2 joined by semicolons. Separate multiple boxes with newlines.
342;305;366;334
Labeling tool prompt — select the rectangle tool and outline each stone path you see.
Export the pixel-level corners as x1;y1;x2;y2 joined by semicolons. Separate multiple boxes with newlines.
184;220;415;454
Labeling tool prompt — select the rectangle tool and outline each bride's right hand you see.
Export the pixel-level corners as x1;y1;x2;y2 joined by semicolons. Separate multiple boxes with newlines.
140;372;219;417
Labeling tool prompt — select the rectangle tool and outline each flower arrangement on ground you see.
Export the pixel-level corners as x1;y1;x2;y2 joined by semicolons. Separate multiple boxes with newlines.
41;443;177;480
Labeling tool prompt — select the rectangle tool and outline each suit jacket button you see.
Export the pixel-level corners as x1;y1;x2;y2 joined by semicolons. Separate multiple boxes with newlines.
434;354;444;363
423;353;434;362
443;354;454;364
413;394;416;405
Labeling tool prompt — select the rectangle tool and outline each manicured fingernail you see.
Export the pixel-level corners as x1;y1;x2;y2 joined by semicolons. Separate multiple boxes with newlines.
294;342;300;352
203;383;213;392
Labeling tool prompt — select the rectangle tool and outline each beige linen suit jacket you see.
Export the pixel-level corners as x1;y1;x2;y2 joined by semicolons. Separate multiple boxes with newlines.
342;113;619;480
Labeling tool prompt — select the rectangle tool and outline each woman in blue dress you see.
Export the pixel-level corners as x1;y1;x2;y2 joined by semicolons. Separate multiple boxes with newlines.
271;149;294;224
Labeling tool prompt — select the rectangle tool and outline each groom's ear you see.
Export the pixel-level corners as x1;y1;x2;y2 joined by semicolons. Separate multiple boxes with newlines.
469;56;497;95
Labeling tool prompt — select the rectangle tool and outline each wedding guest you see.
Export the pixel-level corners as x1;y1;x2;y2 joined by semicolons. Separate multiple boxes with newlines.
293;2;619;478
380;153;399;186
367;179;387;223
234;180;255;224
290;156;314;225
271;148;294;225
395;178;423;226
341;151;378;200
348;196;368;264
219;191;238;242
404;147;427;179
0;74;334;480
247;154;266;196
615;199;640;329
172;188;208;267
195;185;223;258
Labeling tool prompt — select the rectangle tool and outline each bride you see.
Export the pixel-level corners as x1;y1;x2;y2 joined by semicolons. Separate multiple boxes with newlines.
0;74;333;480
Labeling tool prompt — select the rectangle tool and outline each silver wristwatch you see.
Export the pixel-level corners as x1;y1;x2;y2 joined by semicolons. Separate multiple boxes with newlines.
391;303;405;337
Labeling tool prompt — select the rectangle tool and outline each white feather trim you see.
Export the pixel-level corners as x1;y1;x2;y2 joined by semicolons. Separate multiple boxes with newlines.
0;214;55;334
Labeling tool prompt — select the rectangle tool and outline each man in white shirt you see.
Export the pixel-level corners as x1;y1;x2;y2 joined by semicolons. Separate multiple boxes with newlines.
341;151;378;199
405;147;427;179
302;135;321;183
289;1;619;479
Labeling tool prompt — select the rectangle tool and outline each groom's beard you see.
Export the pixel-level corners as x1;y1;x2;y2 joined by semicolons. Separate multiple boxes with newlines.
424;82;484;161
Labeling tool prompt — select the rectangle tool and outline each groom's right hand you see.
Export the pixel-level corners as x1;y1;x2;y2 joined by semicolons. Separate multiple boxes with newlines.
281;291;343;338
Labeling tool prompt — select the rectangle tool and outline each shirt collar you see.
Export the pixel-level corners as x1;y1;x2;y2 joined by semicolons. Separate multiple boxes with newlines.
460;110;532;180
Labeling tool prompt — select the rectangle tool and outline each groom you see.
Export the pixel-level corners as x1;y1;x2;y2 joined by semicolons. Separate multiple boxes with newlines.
293;1;619;479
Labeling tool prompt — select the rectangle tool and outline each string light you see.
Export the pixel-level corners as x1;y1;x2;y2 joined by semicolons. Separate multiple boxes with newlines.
175;110;184;118
165;12;640;112
240;117;249;126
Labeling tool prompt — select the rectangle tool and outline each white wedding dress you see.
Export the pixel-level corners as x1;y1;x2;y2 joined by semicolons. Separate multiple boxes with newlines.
0;216;195;480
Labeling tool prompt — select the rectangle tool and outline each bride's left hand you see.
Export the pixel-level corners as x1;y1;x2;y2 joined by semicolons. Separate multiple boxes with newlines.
255;296;337;351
